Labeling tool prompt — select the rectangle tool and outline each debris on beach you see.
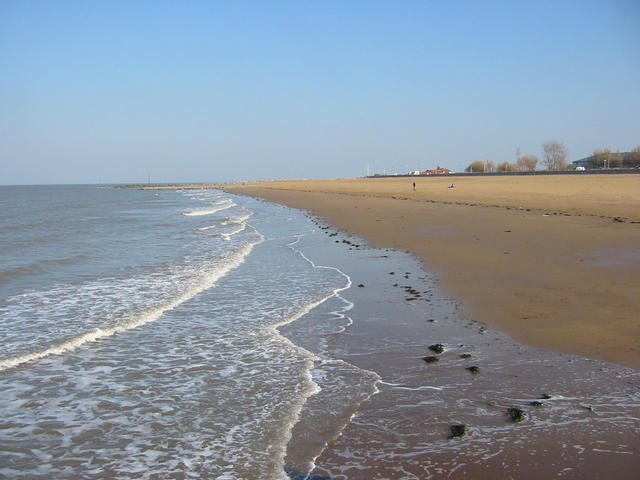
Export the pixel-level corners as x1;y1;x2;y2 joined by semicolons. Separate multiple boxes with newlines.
357;284;365;288
529;401;544;407
466;366;480;374
449;424;467;438
403;286;421;301
422;356;439;363
507;407;525;422
540;393;552;400
459;353;472;359
429;343;445;354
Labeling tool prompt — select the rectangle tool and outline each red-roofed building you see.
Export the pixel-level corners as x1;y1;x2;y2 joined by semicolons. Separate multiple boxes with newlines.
422;166;453;175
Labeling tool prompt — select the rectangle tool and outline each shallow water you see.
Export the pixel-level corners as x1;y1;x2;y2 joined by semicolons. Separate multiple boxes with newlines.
0;186;377;479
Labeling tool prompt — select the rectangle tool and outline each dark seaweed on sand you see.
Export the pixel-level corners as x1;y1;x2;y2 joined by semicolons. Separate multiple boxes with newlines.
449;424;467;438
507;407;525;422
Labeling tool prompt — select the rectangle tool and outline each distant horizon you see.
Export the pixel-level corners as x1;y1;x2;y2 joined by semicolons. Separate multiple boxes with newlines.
2;1;639;185
4;164;640;188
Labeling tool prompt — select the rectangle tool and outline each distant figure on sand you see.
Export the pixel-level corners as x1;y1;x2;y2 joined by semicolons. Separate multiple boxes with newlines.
449;183;455;188
412;182;416;191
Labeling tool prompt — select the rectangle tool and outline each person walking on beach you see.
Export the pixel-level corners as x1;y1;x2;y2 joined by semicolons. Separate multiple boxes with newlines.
412;182;416;191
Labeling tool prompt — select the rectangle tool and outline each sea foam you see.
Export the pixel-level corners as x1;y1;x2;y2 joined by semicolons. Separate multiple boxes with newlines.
0;239;261;372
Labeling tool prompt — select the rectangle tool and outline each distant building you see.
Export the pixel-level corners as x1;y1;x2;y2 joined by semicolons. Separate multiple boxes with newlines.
573;152;627;169
422;166;453;175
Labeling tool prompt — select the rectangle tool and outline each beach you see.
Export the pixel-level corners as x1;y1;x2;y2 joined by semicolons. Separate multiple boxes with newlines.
2;184;638;479
221;174;640;369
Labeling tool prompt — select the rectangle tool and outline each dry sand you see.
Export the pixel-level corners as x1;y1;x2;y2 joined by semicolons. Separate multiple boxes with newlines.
222;174;640;369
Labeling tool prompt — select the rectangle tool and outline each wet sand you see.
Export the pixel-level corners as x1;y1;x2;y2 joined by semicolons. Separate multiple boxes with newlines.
276;222;640;479
221;175;640;369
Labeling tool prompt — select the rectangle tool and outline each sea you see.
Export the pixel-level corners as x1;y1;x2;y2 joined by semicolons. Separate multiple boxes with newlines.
0;185;378;479
1;185;639;480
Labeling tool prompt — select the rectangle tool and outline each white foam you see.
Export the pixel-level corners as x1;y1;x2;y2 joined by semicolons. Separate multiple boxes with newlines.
285;235;355;320
223;212;253;225
0;238;263;372
182;201;235;217
378;381;444;391
276;234;386;478
219;224;246;240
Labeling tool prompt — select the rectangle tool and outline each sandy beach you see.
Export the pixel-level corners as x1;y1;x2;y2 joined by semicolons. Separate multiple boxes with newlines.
221;174;640;369
136;179;640;477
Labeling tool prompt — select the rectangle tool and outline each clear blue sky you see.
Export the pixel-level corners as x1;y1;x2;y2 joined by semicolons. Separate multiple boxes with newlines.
1;0;639;184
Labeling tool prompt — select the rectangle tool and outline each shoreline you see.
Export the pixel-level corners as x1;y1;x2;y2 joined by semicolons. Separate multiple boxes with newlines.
276;209;640;478
220;175;640;369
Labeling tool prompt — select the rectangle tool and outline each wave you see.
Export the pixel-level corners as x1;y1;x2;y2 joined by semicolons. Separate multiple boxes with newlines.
217;224;247;240
196;211;252;234
182;204;235;217
182;200;235;217
0;238;263;372
223;212;253;225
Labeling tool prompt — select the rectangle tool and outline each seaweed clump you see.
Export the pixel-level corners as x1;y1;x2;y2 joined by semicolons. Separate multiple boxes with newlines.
466;366;480;374
449;424;467;438
423;356;439;364
507;407;525;422
428;343;445;354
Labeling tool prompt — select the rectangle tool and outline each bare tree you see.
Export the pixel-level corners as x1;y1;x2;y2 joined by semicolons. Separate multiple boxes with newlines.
593;148;612;168
623;146;640;168
517;155;538;171
497;161;516;172
609;150;622;168
467;160;486;172
542;141;568;171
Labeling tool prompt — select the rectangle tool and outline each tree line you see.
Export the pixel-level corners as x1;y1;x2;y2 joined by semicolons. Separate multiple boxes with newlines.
587;147;640;169
465;142;640;173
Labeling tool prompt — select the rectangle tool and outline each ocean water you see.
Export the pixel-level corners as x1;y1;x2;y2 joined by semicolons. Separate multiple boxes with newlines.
0;185;376;479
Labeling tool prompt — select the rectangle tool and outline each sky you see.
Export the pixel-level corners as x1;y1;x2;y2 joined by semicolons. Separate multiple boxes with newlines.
1;0;639;185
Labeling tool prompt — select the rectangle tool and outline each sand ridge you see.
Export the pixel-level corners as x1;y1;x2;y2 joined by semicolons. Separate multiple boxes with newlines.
221;175;640;369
